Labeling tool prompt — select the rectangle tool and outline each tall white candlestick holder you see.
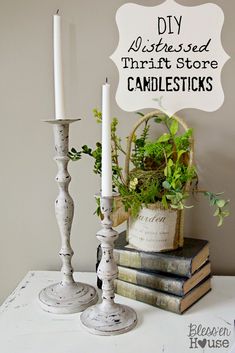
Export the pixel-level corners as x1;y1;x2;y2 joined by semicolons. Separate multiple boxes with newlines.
38;118;98;314
80;195;137;335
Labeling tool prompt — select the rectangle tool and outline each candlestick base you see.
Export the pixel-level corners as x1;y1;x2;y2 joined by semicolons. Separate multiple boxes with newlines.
39;281;98;314
80;302;137;336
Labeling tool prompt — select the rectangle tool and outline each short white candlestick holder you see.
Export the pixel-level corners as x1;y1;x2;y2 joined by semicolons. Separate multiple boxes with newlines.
38;119;98;314
80;195;137;335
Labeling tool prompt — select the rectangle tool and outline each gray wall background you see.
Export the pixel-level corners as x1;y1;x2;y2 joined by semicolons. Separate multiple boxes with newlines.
0;0;234;304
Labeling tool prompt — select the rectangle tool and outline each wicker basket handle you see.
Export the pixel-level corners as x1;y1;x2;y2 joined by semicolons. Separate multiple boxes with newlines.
124;110;194;189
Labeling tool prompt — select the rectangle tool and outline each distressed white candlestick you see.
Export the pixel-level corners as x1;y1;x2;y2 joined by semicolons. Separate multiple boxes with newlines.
38;119;98;314
80;196;137;335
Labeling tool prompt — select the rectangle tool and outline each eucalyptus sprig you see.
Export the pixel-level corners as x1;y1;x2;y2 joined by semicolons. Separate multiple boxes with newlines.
203;192;230;226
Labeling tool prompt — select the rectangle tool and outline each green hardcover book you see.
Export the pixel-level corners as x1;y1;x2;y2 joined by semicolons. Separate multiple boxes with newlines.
97;231;209;278
117;262;211;296
114;277;212;314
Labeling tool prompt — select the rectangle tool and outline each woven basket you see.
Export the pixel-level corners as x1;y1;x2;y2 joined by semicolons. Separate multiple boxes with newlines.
112;110;194;252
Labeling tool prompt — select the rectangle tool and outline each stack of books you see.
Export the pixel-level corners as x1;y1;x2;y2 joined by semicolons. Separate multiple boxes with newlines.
97;231;211;314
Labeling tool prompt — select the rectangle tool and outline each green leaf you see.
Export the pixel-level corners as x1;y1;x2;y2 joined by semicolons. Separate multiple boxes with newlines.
209;198;216;206
166;194;175;200
171;204;179;209
164;166;168;177
175;192;183;202
157;133;170;143
170;119;179;136
154;117;163;123
167;166;172;177
204;191;211;197
216;199;226;208
177;150;186;161
215;192;224;196
162;181;171;190
184;204;194;209
213;208;220;217
217;216;223;227
222;210;230;217
162;195;168;209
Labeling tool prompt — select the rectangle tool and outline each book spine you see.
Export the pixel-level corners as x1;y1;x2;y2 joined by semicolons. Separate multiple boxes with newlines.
118;266;184;296
114;279;181;314
113;249;191;277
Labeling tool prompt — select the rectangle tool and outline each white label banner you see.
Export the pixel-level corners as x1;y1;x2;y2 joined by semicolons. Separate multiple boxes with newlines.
110;0;230;115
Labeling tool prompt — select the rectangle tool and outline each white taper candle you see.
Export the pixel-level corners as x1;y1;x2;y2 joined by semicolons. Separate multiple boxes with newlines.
53;10;65;119
101;79;112;197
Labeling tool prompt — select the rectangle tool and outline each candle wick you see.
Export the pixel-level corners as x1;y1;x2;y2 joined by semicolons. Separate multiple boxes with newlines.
56;9;59;14
106;77;108;83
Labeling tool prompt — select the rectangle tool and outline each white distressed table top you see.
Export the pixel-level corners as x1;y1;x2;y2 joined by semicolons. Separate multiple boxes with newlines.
0;272;235;353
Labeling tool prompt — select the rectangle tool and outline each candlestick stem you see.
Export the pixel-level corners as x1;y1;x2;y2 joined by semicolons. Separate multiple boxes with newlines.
53;123;74;285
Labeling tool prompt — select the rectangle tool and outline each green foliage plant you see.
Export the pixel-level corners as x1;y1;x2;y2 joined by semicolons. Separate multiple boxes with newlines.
68;109;229;227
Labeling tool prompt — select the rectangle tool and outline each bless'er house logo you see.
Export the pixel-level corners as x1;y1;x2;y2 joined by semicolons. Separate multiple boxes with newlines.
187;322;233;351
